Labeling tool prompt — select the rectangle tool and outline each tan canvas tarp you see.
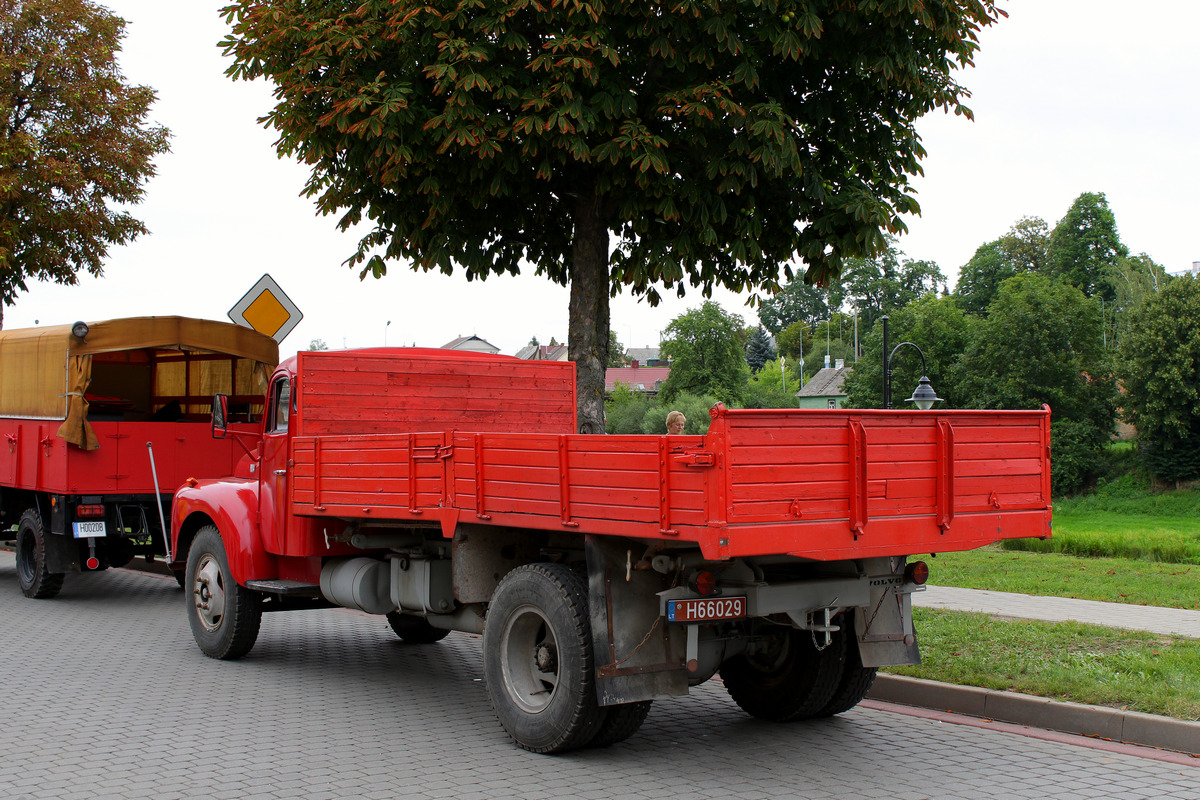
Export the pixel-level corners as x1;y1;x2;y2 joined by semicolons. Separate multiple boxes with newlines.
0;316;279;449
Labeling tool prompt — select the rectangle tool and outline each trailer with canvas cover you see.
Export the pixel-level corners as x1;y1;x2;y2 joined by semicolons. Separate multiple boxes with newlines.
170;348;1051;752
0;317;278;597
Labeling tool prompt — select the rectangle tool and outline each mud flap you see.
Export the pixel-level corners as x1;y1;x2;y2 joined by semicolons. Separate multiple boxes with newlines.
586;536;688;706
855;579;921;667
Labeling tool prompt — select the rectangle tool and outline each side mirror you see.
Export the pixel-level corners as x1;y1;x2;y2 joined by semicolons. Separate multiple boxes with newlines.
212;393;229;439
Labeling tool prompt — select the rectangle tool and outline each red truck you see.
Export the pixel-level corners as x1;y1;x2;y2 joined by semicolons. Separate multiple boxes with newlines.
171;348;1051;753
1;317;278;597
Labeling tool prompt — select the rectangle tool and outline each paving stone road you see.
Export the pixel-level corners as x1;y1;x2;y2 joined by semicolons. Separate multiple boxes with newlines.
1;551;1196;800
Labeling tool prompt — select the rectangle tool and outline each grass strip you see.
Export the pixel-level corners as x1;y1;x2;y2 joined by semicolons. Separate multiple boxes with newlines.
918;546;1200;610
884;608;1200;721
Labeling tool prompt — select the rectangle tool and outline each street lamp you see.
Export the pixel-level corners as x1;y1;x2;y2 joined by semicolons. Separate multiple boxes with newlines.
385;320;392;346
881;315;942;410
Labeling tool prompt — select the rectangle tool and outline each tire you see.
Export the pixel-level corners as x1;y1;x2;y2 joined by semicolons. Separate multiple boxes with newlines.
483;563;603;753
588;701;652;748
386;611;450;643
15;509;64;599
817;616;878;717
720;626;846;722
185;525;262;660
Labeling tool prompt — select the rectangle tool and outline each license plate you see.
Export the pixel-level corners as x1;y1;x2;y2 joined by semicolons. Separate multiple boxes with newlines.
72;521;106;538
667;596;747;623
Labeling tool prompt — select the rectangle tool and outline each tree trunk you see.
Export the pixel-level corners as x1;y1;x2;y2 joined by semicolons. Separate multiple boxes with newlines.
569;193;610;434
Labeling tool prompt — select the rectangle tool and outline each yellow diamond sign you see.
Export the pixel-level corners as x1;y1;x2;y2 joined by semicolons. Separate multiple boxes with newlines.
229;274;303;342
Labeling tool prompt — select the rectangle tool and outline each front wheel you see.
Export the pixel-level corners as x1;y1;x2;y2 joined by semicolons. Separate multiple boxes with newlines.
185;525;261;660
483;563;603;753
15;509;64;599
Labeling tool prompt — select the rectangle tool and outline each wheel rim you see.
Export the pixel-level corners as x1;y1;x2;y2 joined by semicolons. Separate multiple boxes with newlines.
499;603;560;714
16;529;35;584
193;553;226;632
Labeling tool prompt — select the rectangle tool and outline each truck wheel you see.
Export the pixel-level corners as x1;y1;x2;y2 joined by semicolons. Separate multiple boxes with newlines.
15;510;64;599
817;617;877;717
588;701;652;748
386;611;450;643
720;627;846;722
483;563;603;753
186;525;261;660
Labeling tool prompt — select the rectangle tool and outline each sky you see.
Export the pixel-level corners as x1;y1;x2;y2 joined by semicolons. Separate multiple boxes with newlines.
7;1;1199;359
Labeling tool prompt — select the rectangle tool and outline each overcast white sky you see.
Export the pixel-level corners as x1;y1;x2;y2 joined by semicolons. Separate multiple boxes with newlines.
7;1;1199;358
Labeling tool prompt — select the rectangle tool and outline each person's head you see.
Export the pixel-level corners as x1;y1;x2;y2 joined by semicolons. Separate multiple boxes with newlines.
666;410;686;434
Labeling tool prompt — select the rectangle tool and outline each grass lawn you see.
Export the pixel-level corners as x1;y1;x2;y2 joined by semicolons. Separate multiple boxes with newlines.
917;545;1200;609
885;608;1200;721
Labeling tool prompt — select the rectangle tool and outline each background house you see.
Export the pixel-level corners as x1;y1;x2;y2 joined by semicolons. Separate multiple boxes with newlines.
797;361;851;409
441;335;500;354
605;365;671;395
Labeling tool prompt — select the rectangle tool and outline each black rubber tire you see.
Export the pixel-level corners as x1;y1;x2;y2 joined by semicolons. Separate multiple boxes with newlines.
817;616;878;717
588;701;652;748
720;627;846;722
15;509;64;599
386;611;450;643
483;563;603;753
185;525;262;660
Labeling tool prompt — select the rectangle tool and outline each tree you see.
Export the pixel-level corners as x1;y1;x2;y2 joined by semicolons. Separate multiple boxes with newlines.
1047;192;1128;301
744;326;775;373
607;329;629;368
757;279;840;335
219;0;1005;432
959;274;1115;493
842;295;973;409
1120;276;1200;483
954;216;1049;316
775;320;807;363
308;338;330;351
0;0;170;326
841;239;947;332
1107;252;1168;348
659;301;748;404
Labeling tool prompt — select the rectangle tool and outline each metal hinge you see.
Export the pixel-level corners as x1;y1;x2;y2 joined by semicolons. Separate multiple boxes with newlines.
673;451;715;468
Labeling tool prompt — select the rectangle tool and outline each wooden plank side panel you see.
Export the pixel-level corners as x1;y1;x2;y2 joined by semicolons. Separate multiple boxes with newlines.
295;351;576;437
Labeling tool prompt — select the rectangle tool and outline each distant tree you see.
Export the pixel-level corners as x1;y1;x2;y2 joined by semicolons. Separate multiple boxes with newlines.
660;301;748;404
1047;192;1128;301
744;358;799;409
308;338;330;351
843;295;973;409
607;329;629;368
1120;276;1200;484
528;335;540;348
604;381;654;434
0;0;170;327
1107;252;1168;347
219;0;1006;433
776;321;807;363
744;326;776;373
959;274;1114;493
841;240;947;331
758;279;840;335
954;216;1049;316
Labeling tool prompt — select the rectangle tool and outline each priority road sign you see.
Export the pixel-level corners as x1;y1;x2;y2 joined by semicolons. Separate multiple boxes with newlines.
228;274;303;343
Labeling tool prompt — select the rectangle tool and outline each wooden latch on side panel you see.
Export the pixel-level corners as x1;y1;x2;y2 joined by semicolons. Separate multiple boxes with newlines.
673;450;715;468
413;444;453;460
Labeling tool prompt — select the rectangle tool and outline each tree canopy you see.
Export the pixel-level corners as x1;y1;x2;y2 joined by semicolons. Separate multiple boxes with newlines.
0;0;169;325
1046;191;1128;301
1121;275;1200;483
954;215;1048;316
659;300;747;404
840;239;947;330
220;0;1004;431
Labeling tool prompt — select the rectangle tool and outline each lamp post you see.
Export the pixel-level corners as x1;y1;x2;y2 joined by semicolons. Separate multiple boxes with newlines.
881;315;942;410
384;320;392;346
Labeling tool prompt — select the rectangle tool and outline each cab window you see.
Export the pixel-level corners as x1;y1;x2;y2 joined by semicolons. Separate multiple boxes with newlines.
268;377;292;433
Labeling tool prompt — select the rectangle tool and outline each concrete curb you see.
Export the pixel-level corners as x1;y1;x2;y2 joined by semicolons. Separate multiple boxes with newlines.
868;673;1200;756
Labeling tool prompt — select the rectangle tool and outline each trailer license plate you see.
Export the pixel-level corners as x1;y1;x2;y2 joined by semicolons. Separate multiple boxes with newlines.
72;521;106;538
667;597;747;623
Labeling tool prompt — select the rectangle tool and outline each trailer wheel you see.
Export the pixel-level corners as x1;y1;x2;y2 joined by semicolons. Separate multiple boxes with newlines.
15;510;64;599
720;627;846;722
386;611;450;643
483;563;603;753
816;616;878;717
588;701;652;748
186;525;261;660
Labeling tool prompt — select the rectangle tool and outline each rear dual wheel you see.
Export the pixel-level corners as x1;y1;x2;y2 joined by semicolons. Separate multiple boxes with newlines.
485;563;654;753
721;614;878;721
